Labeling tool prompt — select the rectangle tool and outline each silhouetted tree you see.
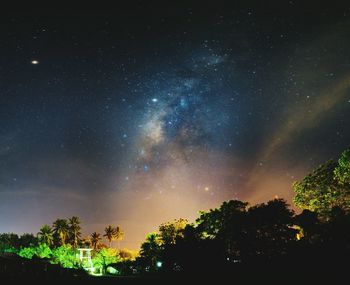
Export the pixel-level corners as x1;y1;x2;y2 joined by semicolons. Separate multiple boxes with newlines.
19;233;38;248
0;233;20;251
115;226;124;249
68;216;81;248
90;232;102;250
104;225;118;248
37;225;54;246
139;233;162;271
158;218;188;246
53;219;69;246
294;210;320;241
246;199;296;260
196;200;249;261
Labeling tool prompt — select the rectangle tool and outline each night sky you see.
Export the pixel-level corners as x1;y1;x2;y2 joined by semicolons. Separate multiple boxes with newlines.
1;2;350;248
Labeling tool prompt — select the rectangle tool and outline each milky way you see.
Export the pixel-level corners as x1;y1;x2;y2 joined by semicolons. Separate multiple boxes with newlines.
1;3;350;248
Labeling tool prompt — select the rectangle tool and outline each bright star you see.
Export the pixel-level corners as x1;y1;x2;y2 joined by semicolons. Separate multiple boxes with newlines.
151;98;158;103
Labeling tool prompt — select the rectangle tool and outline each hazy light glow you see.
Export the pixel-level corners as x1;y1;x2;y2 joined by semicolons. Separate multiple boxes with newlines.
0;6;349;250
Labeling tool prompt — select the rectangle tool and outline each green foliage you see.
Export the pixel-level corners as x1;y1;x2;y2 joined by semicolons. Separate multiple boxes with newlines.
18;243;52;259
0;233;20;251
92;248;119;272
35;243;52;258
51;245;77;268
334;149;350;185
293;151;350;215
18;247;36;259
0;233;17;253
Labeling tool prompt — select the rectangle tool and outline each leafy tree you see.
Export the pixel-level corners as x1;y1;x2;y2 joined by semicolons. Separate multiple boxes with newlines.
90;232;102;250
35;243;52;258
18;247;36;259
145;199;297;269
158;218;188;246
139;232;162;270
92;248;119;273
80;236;93;248
246;199;296;259
51;244;77;268
37;225;54;246
19;233;38;248
196;200;248;239
0;233;20;251
195;200;250;262
18;243;52;259
118;248;139;261
53;219;70;246
68;216;81;248
334;149;350;185
293;151;350;215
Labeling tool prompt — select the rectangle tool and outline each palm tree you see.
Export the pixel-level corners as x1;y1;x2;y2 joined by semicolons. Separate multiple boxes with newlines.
37;225;53;246
53;219;69;246
104;225;117;247
68;216;81;248
90;232;102;250
115;226;124;249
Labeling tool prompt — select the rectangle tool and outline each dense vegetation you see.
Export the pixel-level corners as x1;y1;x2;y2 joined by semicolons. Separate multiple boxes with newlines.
0;219;136;275
135;149;350;274
1;149;350;278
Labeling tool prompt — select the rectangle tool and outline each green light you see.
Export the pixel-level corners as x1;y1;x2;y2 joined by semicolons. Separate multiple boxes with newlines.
156;261;162;268
107;266;119;275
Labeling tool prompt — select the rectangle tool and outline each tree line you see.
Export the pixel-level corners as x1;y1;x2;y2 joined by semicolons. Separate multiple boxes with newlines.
136;149;350;274
0;217;124;251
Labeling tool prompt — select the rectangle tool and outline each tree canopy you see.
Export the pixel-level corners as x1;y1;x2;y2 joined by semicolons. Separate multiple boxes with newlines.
293;149;350;216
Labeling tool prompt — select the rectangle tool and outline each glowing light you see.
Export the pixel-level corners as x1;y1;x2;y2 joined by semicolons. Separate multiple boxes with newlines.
204;186;210;192
156;261;162;268
31;60;39;65
144;118;164;144
106;266;119;275
151;98;158;102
